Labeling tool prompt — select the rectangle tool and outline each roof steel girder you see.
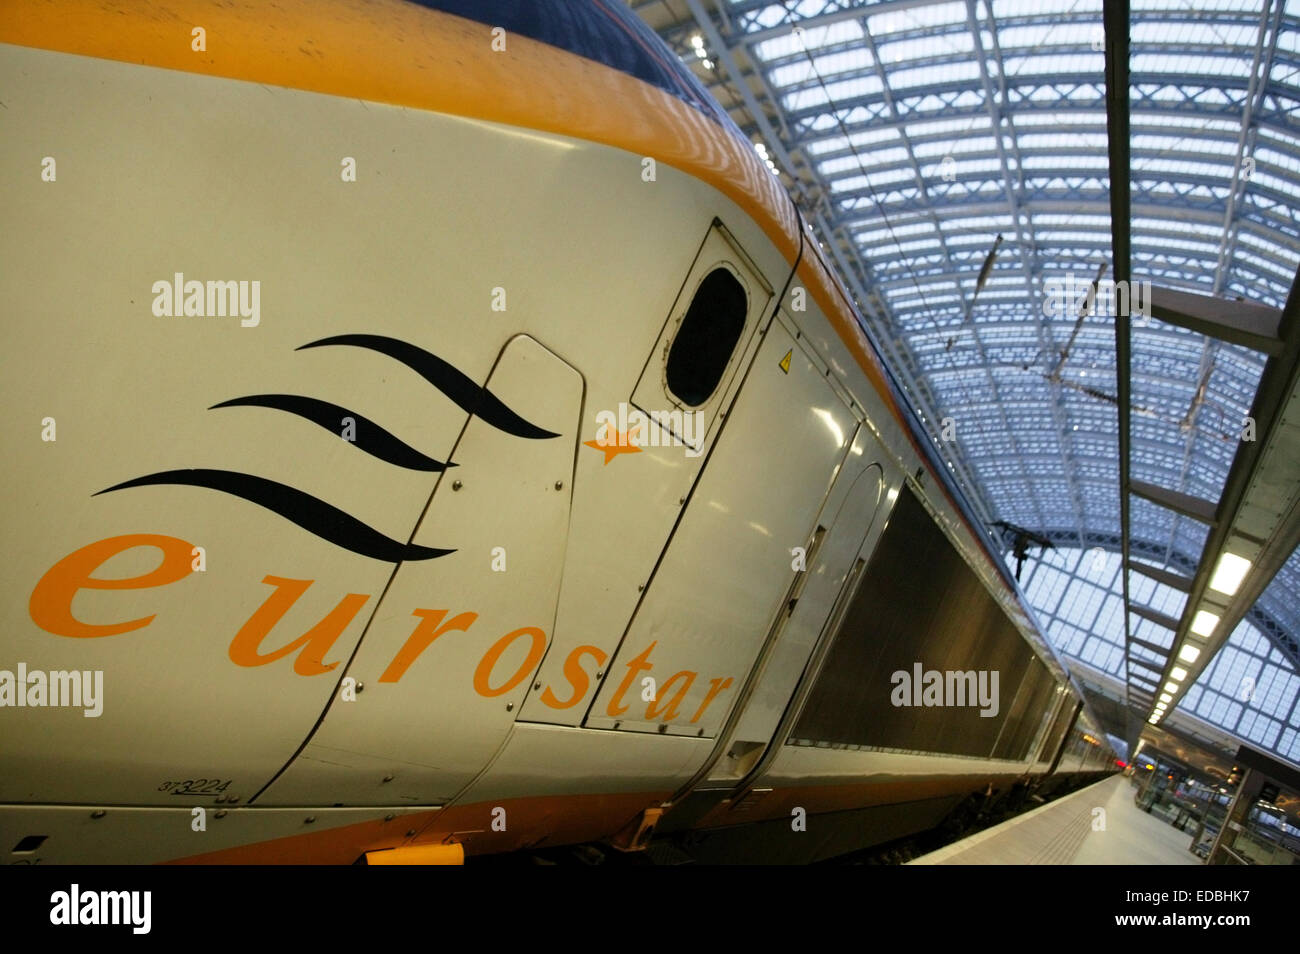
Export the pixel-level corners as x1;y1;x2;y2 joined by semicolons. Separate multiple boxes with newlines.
1149;285;1286;356
1150;264;1300;725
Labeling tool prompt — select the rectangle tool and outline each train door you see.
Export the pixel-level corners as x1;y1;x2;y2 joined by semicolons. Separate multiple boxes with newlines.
580;313;858;741
703;441;887;785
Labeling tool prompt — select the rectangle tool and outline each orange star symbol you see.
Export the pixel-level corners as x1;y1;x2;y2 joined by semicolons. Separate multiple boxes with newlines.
584;425;642;465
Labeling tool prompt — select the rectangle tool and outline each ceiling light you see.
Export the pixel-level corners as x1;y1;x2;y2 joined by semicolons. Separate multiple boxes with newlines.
1191;610;1220;637
1159;692;1172;702
1208;552;1251;596
1147;715;1159;724
1171;666;1188;681
1156;702;1167;711
1177;644;1201;663
690;34;704;49
1164;681;1179;693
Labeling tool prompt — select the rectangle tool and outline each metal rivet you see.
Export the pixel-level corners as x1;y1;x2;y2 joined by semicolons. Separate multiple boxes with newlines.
658;724;668;734
533;682;542;690
215;810;227;819
638;584;644;591
614;721;622;730
385;813;395;822
506;702;514;711
697;728;705;737
452;480;463;491
356;682;364;693
214;795;225;804
595;671;604;679
382;775;394;783
228;796;239;804
555;480;564;490
304;816;316;824
678;497;685;505
406;829;416;837
90;810;106;819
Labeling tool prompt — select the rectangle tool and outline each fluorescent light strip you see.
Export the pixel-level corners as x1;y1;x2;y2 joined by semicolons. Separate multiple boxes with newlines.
1208;552;1251;596
1191;610;1220;637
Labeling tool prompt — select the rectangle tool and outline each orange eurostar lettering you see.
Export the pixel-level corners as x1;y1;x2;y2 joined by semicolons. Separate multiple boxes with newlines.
228;575;368;676
473;627;547;697
606;642;656;717
540;644;608;709
29;537;738;723
645;670;696;721
29;533;195;638
689;677;734;723
380;608;478;683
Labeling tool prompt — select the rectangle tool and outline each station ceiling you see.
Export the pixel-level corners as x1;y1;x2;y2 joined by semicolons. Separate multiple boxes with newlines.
633;0;1300;765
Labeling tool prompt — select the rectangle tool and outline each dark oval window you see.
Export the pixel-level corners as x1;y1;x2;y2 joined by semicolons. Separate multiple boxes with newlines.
665;267;748;407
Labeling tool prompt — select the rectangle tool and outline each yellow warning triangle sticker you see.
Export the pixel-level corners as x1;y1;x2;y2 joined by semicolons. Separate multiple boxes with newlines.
779;349;792;374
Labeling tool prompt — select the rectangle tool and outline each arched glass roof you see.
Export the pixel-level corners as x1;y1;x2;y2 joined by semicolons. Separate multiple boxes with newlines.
636;0;1300;764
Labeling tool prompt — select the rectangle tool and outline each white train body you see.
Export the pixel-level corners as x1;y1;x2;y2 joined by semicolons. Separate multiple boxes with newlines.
0;0;1114;864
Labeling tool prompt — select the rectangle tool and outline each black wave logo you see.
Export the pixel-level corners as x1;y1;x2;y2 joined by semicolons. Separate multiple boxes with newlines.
297;335;558;439
95;470;452;563
210;395;453;472
98;336;557;562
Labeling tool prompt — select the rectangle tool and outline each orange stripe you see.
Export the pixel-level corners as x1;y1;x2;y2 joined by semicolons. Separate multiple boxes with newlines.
0;0;797;257
164;809;442;865
165;792;668;864
0;1;905;426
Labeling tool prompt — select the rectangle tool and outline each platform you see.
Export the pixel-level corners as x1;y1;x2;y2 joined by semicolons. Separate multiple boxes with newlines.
908;775;1202;865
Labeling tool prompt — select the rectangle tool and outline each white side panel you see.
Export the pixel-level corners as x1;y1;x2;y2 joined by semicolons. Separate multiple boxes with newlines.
456;722;711;803
584;324;855;736
0;47;475;806
258;335;582;806
518;224;781;729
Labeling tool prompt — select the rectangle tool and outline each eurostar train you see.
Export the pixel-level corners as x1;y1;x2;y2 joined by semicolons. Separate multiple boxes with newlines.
0;0;1117;865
